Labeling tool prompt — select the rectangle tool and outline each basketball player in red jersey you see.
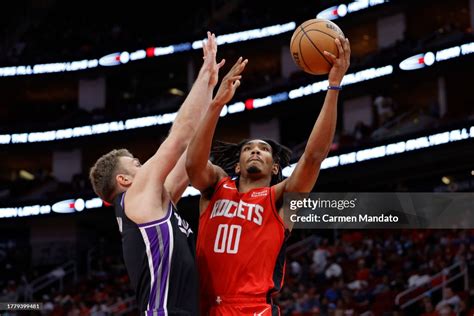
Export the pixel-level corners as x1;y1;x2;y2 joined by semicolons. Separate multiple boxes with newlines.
186;36;350;315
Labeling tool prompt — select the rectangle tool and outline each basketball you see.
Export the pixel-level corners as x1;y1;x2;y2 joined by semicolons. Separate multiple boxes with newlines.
290;18;345;75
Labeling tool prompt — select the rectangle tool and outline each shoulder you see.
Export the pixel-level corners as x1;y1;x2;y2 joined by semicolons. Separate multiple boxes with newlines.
202;175;231;200
213;165;229;183
123;182;170;225
272;179;288;200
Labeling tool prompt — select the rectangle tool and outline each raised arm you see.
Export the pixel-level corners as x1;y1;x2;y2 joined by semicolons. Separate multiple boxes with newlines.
166;32;224;147
164;32;226;203
125;33;224;221
275;37;350;199
185;57;248;193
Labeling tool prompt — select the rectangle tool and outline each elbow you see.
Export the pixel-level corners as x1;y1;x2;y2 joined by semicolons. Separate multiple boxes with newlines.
185;159;213;192
185;156;195;175
184;167;206;192
185;156;203;182
170;120;195;142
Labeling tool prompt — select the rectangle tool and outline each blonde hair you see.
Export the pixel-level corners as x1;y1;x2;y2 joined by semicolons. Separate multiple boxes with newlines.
89;149;133;203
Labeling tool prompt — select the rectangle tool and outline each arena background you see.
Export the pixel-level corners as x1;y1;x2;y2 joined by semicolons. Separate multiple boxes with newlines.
0;0;473;315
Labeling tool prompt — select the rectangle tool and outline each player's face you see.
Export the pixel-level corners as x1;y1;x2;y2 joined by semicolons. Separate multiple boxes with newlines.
118;156;142;180
238;140;277;177
114;156;141;192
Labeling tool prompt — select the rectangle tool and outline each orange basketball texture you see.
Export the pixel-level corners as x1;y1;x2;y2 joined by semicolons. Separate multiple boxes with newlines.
290;19;345;75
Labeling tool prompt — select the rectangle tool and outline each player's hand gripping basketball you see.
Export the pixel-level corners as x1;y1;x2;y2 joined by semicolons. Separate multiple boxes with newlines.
324;36;351;87
213;56;248;106
200;31;226;87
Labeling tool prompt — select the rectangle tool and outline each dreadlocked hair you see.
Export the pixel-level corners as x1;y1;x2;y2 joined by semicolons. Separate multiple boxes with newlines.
210;139;292;185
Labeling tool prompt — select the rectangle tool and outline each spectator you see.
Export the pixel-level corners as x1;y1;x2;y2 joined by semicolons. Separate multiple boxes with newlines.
374;94;395;126
371;256;388;278
353;120;372;142
436;304;456;316
290;259;302;280
355;258;370;282
420;295;436;316
325;256;343;280
325;279;342;304
408;271;431;287
312;240;331;275
435;287;461;312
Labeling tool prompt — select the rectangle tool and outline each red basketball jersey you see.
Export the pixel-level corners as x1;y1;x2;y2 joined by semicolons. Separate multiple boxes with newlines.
197;177;287;311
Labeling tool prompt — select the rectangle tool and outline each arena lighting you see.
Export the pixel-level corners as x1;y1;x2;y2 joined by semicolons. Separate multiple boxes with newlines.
0;23;295;77
0;59;99;77
51;199;76;213
98;52;122;66
441;176;451;185
191;22;296;49
0;197;102;219
0;65;393;145
0;41;471;145
317;0;389;21
288;66;393;100
399;42;474;70
19;170;34;180
282;125;474;176
1;125;472;218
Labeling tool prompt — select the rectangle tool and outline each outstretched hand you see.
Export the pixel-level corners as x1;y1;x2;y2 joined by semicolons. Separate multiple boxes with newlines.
213;57;248;106
200;32;226;87
324;36;351;86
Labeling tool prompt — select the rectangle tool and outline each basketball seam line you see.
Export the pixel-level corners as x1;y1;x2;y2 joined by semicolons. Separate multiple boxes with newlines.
301;27;332;69
291;20;327;41
297;26;314;74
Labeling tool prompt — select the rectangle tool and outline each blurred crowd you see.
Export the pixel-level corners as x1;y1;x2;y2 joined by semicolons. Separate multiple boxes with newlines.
275;230;474;315
1;229;473;315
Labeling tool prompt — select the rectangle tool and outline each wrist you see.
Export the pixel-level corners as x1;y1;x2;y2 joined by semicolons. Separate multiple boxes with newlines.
197;69;211;79
327;85;342;91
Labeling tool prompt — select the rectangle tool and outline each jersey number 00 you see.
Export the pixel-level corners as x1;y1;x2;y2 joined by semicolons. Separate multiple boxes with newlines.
214;224;242;254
